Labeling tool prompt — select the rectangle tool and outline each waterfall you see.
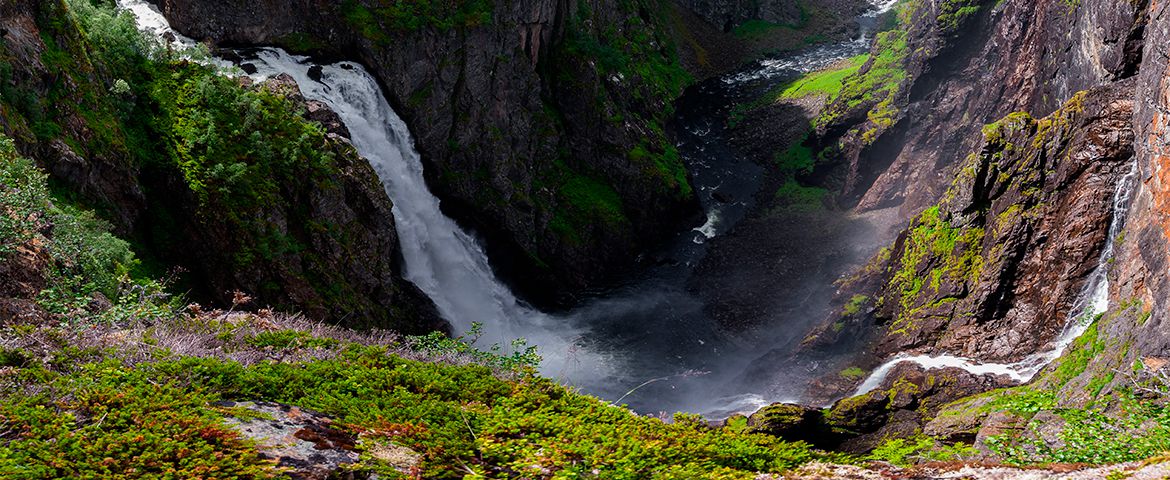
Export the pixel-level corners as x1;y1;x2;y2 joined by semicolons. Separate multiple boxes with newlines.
852;160;1141;398
118;0;611;383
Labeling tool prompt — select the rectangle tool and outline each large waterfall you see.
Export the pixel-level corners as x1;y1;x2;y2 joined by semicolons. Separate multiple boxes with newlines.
118;0;611;385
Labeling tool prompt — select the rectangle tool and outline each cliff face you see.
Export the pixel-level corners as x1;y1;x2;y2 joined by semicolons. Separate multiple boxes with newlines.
0;0;443;333
155;0;702;306
815;86;1134;363
792;0;1152;366
779;0;1170;453
814;0;1147;220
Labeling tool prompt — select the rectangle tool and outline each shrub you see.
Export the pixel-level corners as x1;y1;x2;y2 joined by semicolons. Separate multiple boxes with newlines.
0;137;50;258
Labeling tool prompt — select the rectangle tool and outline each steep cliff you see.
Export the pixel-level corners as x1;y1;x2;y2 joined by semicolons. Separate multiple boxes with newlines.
818;87;1135;362
154;0;702;306
0;0;443;332
763;0;1170;461
808;0;1147;220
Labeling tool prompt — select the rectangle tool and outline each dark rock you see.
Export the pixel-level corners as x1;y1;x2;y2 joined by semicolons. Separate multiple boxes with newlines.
746;403;830;446
239;62;258;75
821;363;1013;453
306;65;323;82
154;0;704;307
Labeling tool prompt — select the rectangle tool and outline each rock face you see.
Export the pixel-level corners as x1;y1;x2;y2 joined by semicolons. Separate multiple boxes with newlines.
155;0;702;306
0;1;443;333
169;74;445;333
742;363;1008;453
821;363;1010;453
0;239;49;324
875;87;1132;361
814;0;1148;222
676;0;801;32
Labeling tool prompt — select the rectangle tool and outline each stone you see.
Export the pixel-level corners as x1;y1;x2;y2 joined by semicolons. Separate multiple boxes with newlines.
219;400;364;480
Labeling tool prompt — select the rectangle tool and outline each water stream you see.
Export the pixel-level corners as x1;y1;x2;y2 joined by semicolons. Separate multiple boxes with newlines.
115;0;1106;416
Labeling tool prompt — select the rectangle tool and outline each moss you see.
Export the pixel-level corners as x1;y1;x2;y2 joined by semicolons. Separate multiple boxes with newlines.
840;367;867;380
341;0;492;41
843;294;869;316
887;206;984;334
1049;317;1104;385
1;337;835;478
777;55;868;101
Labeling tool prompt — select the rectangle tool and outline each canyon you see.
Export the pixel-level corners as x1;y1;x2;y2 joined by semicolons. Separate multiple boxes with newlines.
3;0;1170;477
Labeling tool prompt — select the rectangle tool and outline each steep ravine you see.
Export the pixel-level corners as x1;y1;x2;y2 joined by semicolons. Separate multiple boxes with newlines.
125;0;1170;460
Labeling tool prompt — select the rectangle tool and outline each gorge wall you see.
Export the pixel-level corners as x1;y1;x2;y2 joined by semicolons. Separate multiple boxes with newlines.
0;0;444;332
155;0;703;307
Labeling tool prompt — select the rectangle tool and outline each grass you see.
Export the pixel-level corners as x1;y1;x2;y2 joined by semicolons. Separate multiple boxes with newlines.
0;306;837;478
776;55;867;101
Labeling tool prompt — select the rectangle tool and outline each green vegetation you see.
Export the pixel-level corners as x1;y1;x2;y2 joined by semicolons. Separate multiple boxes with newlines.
341;0;492;41
820;27;909;143
868;435;978;466
547;165;630;245
843;294;869;316
730;2;812;39
0;140;48;258
935;0;981;34
887;206;984;334
776;55;867;101
839;367;867;380
979;388;1170;465
5;0;381;313
0;307;836;478
769;137;827;211
0;135;175;325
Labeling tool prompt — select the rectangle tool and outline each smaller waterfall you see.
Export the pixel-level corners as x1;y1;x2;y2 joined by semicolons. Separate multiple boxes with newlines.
853;160;1141;397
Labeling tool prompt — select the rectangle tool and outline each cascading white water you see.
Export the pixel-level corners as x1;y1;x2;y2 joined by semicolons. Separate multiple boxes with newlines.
852;160;1142;397
723;0;900;84
118;0;612;383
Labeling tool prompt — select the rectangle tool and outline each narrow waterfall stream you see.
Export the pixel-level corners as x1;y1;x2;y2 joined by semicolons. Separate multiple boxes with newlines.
118;0;1105;416
853;160;1142;397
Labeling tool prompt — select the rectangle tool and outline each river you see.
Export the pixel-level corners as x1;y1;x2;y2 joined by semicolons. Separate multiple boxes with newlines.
121;0;910;416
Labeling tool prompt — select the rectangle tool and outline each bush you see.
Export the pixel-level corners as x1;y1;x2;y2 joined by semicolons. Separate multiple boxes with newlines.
0;137;50;258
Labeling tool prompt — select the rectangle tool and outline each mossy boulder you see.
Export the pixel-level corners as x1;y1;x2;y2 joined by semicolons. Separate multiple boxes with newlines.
747;403;832;446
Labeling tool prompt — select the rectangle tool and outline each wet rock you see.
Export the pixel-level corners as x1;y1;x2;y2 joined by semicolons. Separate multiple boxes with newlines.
822;363;1012;453
306;65;323;82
